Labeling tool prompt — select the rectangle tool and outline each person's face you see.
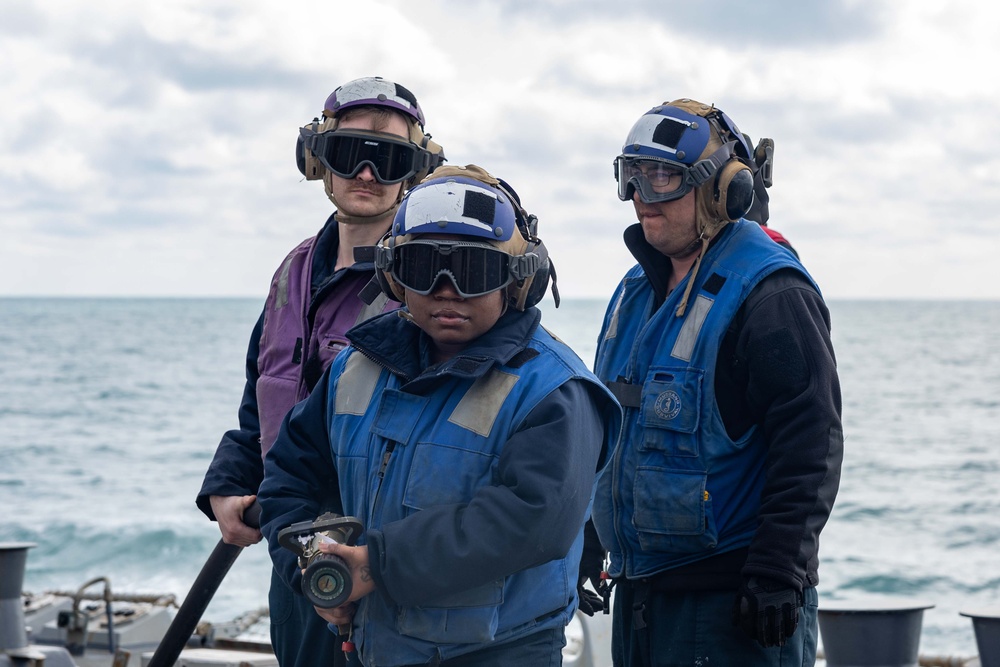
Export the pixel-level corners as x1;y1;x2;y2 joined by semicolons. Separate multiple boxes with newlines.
327;112;410;219
405;278;506;363
632;188;699;259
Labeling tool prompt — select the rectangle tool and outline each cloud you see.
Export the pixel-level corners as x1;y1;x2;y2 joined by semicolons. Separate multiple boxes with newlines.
464;0;887;47
1;0;999;299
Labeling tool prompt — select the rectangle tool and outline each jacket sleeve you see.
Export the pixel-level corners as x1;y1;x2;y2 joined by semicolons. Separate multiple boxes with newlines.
368;379;607;608
257;372;340;593
735;269;844;590
195;310;266;520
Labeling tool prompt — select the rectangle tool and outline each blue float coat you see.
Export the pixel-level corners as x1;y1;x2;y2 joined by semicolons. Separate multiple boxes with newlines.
593;220;843;591
258;306;622;666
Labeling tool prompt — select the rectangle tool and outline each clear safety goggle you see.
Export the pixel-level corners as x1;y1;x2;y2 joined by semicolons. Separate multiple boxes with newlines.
384;240;539;298
615;156;697;204
300;129;424;184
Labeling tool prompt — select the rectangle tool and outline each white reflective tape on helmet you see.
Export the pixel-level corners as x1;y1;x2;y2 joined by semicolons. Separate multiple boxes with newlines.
624;113;692;155
323;77;426;127
398;181;499;235
335;79;417;113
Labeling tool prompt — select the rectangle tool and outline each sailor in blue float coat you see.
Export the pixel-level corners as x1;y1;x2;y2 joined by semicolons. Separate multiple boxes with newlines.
258;165;622;667
592;99;842;666
594;218;812;578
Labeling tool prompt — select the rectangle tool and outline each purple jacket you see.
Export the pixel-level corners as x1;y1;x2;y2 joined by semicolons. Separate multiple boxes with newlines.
196;219;398;520
257;236;397;455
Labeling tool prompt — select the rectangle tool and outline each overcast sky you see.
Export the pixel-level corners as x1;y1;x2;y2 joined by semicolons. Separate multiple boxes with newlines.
2;0;998;302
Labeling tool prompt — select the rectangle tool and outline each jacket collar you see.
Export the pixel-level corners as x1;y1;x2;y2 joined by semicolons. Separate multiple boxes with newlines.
347;306;542;388
623;223;736;307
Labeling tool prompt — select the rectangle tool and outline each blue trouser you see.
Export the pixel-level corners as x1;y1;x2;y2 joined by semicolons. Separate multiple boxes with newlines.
400;627;565;667
269;567;359;667
612;582;819;667
271;567;562;667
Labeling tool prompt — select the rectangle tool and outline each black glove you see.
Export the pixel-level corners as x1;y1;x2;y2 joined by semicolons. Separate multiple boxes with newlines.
732;576;801;647
577;575;605;616
580;521;605;588
577;520;611;616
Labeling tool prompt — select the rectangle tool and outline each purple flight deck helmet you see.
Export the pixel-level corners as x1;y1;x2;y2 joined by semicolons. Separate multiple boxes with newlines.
324;76;425;128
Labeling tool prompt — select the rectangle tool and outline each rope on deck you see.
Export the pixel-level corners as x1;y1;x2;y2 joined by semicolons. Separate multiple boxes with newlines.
40;590;178;607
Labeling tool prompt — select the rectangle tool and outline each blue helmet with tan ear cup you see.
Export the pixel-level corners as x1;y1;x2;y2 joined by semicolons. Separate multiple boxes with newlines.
373;165;558;311
615;99;754;225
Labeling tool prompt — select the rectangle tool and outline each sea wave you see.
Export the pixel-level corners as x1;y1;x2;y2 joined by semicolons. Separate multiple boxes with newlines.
2;297;999;656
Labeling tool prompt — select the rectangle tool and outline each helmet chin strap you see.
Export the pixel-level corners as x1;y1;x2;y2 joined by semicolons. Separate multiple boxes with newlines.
675;232;704;260
673;194;730;317
673;234;709;318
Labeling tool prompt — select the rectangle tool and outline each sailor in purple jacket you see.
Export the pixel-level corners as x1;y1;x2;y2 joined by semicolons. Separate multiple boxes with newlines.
196;76;444;667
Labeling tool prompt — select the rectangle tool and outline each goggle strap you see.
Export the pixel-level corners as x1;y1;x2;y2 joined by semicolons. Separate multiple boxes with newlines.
508;253;540;282
372;244;392;272
300;126;320;152
353;245;377;264
357;276;385;306
688;141;738;187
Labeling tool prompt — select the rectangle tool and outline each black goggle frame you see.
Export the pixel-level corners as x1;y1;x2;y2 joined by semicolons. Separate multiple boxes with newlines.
300;128;429;185
377;239;540;299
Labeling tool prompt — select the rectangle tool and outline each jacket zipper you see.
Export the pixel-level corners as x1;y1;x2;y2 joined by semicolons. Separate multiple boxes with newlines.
615;286;661;577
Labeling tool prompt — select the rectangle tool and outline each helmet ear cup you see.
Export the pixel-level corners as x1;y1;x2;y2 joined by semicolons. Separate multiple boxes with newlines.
492;201;543;312
374;233;408;302
296;117;336;180
712;160;754;221
376;268;407;303
512;258;554;310
408;123;446;185
503;233;531;311
506;238;556;311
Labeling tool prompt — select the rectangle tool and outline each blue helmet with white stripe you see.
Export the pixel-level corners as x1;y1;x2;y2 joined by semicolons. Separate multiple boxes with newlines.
375;165;558;310
615;99;755;223
390;174;519;242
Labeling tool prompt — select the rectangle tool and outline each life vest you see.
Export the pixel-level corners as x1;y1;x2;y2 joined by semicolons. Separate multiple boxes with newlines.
324;326;620;665
760;224;799;258
592;220;815;579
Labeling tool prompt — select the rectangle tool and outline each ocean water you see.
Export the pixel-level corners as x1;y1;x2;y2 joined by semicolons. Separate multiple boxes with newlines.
1;297;998;658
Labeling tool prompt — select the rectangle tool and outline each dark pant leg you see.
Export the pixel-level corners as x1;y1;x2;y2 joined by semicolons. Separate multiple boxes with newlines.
269;567;351;667
611;582;641;667
612;582;818;667
433;627;566;667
